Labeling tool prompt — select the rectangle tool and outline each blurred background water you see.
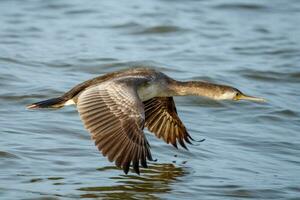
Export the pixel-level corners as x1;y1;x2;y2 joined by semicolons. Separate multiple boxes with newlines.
1;0;300;199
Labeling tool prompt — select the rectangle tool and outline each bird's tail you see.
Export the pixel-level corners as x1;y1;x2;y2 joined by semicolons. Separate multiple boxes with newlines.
26;97;66;109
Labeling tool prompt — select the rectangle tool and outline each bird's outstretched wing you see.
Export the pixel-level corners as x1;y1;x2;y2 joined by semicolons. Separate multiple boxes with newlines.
143;97;193;149
77;82;152;174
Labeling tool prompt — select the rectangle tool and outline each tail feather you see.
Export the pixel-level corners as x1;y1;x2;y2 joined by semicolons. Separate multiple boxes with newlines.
27;97;66;109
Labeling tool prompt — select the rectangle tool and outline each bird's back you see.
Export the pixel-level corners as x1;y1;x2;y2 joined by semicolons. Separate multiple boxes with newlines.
63;67;165;100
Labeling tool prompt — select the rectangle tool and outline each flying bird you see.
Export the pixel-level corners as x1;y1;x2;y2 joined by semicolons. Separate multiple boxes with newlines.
27;67;265;174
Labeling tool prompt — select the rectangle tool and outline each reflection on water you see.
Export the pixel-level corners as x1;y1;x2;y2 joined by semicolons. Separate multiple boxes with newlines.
78;163;186;199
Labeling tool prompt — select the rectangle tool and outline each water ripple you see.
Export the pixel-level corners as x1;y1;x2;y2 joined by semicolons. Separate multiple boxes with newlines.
64;9;98;16
132;25;187;35
0;151;19;159
234;69;300;83
213;3;268;11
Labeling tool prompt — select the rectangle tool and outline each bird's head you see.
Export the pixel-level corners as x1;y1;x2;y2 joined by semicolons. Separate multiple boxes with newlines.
219;86;266;102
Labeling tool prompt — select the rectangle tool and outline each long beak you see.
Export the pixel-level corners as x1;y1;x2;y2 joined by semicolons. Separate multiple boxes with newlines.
238;94;266;102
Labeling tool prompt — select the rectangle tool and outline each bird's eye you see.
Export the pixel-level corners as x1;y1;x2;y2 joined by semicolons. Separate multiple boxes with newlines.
234;93;240;100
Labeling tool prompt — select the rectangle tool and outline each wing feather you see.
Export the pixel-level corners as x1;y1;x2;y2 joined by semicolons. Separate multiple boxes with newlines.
77;82;152;174
144;97;193;149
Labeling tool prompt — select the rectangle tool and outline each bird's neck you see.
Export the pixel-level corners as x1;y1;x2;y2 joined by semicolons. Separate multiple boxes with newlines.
167;80;226;100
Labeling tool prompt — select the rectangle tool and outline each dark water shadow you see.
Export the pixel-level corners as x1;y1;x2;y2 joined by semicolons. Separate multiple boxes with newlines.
77;163;187;199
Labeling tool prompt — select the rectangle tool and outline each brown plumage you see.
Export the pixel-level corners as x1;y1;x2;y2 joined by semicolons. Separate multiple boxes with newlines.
144;97;193;149
27;67;265;174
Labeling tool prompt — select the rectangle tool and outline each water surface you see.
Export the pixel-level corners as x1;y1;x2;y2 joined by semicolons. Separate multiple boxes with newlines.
1;0;300;199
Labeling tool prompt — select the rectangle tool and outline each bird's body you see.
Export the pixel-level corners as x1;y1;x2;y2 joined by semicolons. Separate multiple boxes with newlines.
27;67;264;174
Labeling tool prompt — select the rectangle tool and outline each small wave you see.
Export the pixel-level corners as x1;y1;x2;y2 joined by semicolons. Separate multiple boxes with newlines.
213;3;268;11
0;56;30;66
254;27;270;34
110;22;142;29
132;25;187;35
64;9;98;16
40;3;74;10
271;109;299;118
234;69;300;83
23;26;42;33
76;57;118;63
224;188;284;199
0;151;19;159
79;61;184;75
233;45;299;57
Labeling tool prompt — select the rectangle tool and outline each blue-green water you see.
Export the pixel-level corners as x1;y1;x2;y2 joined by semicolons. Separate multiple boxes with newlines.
1;0;300;199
